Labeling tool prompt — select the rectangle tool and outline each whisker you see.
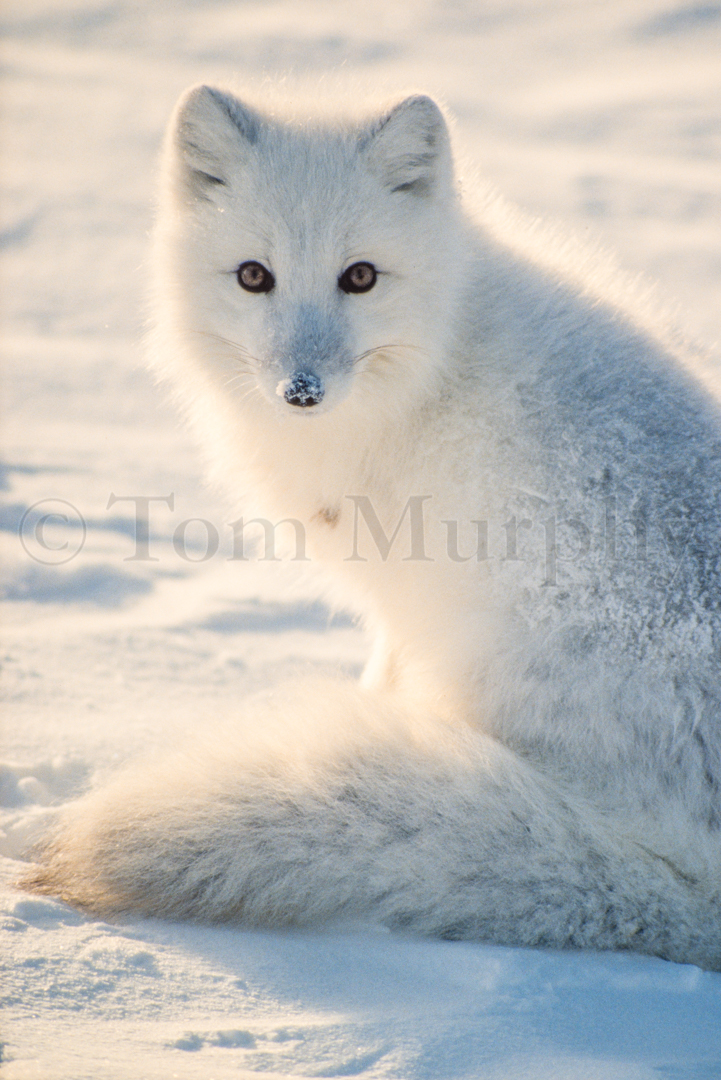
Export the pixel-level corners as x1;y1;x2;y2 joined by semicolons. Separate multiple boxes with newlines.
223;373;255;392
357;363;393;383
352;343;429;366
236;384;264;406
192;329;261;369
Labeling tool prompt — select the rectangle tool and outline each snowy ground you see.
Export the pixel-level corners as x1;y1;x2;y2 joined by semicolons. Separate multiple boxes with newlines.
2;1;721;1076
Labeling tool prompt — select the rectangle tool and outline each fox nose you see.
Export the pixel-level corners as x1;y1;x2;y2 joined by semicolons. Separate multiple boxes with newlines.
282;372;324;408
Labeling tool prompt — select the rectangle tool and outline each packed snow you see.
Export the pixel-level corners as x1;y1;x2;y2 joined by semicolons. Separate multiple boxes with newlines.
2;1;721;1076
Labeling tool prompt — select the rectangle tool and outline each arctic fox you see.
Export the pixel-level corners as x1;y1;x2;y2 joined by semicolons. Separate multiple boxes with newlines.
25;86;721;969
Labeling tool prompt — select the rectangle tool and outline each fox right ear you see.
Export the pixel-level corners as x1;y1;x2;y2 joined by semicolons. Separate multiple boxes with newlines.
170;84;261;199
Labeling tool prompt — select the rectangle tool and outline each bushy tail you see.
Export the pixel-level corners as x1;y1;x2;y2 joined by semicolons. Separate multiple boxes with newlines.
22;678;721;968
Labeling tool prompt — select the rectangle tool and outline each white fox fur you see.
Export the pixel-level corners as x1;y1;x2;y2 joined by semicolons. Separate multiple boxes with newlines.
25;86;721;969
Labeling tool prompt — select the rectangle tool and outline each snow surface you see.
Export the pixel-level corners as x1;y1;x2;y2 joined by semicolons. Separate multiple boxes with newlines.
2;0;721;1076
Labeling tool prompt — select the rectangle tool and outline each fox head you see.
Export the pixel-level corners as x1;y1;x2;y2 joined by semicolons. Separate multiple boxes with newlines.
153;85;465;427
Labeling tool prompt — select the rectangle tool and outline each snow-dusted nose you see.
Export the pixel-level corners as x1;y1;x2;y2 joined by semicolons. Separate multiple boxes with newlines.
280;371;325;408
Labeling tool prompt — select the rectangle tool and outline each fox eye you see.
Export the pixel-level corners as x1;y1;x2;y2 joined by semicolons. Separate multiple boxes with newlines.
338;262;377;294
237;261;275;293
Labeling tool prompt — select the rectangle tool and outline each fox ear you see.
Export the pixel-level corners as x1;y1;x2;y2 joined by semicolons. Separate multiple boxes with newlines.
170;84;261;199
362;95;452;198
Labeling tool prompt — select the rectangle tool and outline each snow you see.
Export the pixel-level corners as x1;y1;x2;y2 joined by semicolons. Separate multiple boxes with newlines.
1;0;721;1075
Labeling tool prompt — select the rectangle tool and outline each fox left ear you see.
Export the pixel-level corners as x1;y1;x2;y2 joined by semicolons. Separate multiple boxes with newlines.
362;95;452;198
